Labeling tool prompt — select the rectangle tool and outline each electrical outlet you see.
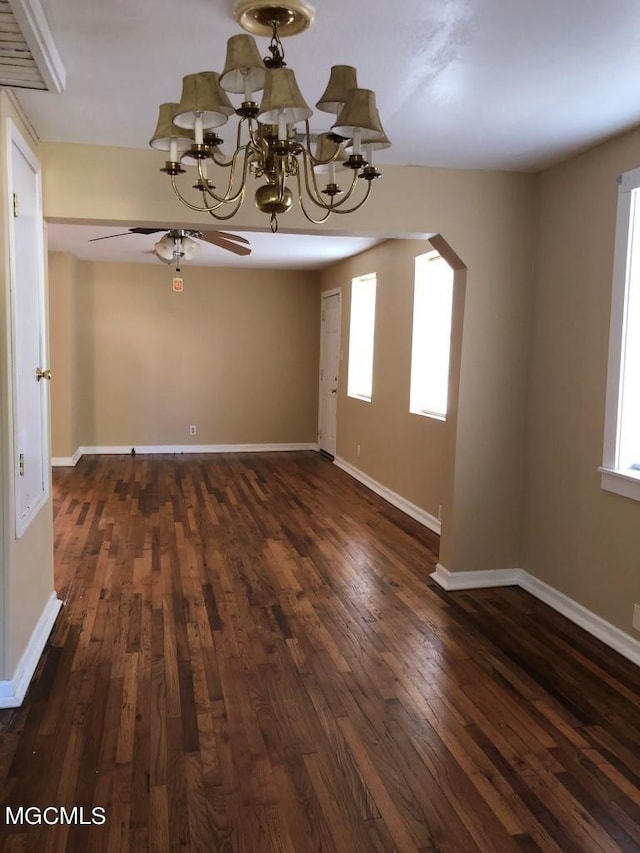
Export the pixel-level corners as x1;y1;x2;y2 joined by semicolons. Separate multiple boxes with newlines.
633;604;640;631
356;444;361;457
189;424;197;436
438;504;443;522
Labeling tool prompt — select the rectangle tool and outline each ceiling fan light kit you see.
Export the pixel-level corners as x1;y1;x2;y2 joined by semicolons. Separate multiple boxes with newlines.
88;226;252;269
154;232;200;266
149;0;390;231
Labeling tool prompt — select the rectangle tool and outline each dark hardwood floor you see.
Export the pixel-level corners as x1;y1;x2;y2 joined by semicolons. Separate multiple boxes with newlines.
1;451;640;851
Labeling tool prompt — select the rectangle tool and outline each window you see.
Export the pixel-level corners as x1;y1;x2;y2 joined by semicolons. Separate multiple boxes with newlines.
601;166;640;500
347;273;376;401
409;251;454;420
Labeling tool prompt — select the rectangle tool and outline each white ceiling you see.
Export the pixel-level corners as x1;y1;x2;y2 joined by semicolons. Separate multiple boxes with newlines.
12;0;640;266
46;223;381;270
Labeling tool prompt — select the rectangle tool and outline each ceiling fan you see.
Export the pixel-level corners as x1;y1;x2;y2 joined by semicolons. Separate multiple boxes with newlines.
89;227;251;269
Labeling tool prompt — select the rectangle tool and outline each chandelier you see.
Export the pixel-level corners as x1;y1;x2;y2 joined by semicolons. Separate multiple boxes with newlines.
149;0;390;232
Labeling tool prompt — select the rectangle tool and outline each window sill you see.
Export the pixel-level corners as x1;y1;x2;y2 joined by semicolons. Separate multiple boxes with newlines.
410;409;446;422
599;466;640;501
347;393;372;403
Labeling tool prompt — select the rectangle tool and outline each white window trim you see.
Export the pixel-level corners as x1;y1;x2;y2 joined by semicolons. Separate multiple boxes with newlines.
409;250;453;421
347;273;376;402
414;410;447;422
600;165;640;501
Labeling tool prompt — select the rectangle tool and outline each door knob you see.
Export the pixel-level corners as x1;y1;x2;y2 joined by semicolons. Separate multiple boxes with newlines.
35;368;52;381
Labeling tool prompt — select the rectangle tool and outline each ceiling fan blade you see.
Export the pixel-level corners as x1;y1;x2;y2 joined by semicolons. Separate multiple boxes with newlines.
128;227;167;235
89;227;167;242
200;230;251;246
88;231;138;242
199;232;252;256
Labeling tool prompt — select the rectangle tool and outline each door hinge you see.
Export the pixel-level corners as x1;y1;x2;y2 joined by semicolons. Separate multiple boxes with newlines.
19;453;24;476
12;193;18;218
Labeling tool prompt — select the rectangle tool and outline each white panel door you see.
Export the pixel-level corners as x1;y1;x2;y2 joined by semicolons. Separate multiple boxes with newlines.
318;290;341;457
7;120;50;537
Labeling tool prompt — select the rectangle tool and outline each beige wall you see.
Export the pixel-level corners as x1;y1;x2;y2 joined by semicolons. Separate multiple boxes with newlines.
49;258;320;451
48;252;78;458
319;238;465;525
41;143;537;577
0;91;55;678
524;126;640;635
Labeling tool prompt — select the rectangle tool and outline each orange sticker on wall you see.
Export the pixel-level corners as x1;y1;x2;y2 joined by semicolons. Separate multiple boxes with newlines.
172;277;183;292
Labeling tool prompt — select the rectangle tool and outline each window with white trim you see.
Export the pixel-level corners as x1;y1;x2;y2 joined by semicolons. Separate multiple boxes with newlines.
409;251;454;420
347;273;376;401
601;166;640;501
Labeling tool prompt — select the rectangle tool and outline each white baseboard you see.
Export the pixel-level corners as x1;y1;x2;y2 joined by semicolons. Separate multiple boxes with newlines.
0;592;62;708
518;571;640;667
431;564;640;667
52;443;319;466
51;447;82;467
430;563;520;590
334;456;441;535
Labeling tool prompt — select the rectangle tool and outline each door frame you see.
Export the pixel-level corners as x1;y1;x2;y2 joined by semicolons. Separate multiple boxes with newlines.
6;117;50;537
318;287;342;456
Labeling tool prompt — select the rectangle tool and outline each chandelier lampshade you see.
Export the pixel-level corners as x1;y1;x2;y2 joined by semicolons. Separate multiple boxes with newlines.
332;89;384;141
258;68;312;126
220;34;266;95
173;72;235;130
151;0;390;231
150;103;194;153
316;65;358;114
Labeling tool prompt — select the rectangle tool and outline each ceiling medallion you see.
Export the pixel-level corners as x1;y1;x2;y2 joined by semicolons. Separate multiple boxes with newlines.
233;0;315;37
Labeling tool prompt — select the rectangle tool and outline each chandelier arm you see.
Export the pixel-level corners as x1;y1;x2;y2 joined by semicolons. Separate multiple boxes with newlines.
198;143;256;206
205;192;246;221
169;167;247;219
324;180;373;214
304;151;348;210
247;120;266;154
296;200;332;224
207;119;250;168
170;174;229;213
299;150;331;206
290;167;331;223
326;169;363;209
210;150;233;168
299;159;374;215
300;150;363;211
279;154;289;201
174;177;246;220
298;120;343;169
